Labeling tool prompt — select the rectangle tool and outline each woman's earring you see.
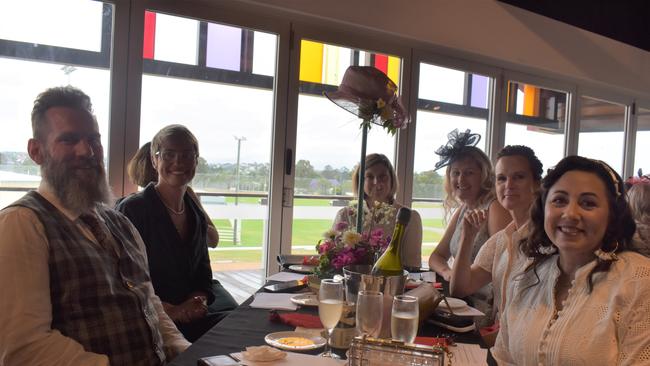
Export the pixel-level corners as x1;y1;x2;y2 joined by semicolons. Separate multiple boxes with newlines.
538;244;557;255
594;242;619;261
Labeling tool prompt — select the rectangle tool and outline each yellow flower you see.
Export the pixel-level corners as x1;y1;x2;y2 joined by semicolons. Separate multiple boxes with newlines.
376;98;386;109
341;230;362;248
323;229;337;239
386;82;397;93
380;105;393;121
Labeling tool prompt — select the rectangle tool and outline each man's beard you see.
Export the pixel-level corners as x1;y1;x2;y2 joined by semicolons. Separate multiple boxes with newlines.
41;153;113;213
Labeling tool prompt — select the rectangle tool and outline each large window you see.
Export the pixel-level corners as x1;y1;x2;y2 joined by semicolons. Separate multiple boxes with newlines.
504;81;567;170
634;107;650;175
578;96;626;173
138;11;278;301
0;1;113;209
412;62;492;265
289;40;400;255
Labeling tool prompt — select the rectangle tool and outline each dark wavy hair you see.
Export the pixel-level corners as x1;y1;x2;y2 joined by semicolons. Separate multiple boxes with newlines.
519;155;636;292
497;145;543;182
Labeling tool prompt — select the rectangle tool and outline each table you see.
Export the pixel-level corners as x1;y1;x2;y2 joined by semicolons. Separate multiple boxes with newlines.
169;281;488;366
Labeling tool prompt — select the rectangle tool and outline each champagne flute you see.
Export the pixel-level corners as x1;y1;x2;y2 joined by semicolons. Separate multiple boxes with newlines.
318;279;344;358
356;290;383;337
391;295;419;344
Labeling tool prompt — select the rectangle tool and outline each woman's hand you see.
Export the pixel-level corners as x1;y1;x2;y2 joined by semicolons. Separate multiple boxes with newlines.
461;208;487;240
163;296;208;324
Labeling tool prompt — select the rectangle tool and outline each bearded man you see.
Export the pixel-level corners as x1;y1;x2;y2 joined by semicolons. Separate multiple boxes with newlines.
0;86;190;365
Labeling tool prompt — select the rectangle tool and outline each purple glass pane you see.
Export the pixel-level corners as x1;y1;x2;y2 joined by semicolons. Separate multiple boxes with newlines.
206;23;241;71
470;74;488;108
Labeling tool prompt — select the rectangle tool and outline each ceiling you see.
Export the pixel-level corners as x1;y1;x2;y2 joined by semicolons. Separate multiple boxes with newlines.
498;0;650;53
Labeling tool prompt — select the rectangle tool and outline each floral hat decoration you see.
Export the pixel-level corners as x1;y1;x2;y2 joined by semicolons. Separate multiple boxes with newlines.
324;66;409;135
434;129;482;171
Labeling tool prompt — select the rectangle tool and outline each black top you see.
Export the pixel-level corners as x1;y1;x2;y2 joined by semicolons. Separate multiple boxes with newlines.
116;183;215;305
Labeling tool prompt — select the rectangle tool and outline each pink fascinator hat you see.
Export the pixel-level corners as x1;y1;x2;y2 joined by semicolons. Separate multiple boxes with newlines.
324;66;409;135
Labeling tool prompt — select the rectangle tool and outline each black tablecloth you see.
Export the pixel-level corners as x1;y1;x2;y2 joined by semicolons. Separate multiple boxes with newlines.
169;282;485;366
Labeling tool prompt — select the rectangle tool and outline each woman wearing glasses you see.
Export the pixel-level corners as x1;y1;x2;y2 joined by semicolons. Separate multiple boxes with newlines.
116;124;237;342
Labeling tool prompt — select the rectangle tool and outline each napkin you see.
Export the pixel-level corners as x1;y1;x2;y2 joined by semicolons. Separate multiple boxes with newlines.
250;293;298;311
269;310;323;329
241;345;287;361
266;272;306;282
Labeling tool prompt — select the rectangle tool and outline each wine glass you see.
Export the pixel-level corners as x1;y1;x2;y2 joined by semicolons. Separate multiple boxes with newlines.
391;295;419;344
356;290;383;337
318;279;344;358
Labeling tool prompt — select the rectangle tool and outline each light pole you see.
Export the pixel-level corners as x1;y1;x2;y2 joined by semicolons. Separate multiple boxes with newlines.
233;136;246;245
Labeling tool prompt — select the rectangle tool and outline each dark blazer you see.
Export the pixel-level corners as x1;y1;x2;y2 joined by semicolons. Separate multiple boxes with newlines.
116;183;215;305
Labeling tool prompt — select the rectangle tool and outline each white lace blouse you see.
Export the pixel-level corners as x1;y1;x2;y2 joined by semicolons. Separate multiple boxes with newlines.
493;251;650;365
474;221;529;320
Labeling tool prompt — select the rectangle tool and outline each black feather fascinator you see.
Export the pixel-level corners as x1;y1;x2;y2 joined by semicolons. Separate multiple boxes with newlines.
434;129;481;170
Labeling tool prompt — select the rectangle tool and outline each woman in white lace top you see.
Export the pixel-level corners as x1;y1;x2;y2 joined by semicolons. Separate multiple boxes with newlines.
449;146;542;334
493;156;650;365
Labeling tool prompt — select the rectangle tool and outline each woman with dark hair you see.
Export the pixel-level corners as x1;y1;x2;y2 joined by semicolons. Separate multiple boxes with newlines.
493;156;650;364
116;125;237;342
449;145;542;342
333;153;423;268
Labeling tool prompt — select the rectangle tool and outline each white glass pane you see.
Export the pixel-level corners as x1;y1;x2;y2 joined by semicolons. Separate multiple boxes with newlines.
252;31;277;76
577;96;625;173
0;2;112;210
634;107;650;174
0;0;103;52
140;17;277;303
505;81;568;171
418;63;464;104
322;44;351;86
154;13;199;65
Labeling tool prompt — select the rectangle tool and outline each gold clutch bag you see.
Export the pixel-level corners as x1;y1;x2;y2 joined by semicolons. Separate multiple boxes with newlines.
347;335;449;366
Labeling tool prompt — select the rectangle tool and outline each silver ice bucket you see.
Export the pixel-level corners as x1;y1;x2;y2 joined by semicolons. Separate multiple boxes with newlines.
343;265;408;338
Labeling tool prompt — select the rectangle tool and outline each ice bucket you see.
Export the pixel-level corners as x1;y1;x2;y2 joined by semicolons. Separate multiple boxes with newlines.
343;265;408;338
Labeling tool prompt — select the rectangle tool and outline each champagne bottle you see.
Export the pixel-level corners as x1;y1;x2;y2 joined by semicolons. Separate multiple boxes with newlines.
371;207;411;276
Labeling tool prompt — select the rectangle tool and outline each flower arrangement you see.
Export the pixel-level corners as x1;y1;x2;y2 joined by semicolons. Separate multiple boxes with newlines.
314;201;396;278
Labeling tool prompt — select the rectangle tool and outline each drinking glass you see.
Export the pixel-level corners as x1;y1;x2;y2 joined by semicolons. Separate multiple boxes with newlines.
318;279;344;358
391;295;419;344
356;290;383;337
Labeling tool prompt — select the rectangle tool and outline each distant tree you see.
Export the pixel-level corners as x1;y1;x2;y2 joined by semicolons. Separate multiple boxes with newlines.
295;159;317;178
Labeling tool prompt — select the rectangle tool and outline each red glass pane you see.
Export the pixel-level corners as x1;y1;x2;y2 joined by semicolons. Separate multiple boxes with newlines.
374;54;388;74
143;11;156;59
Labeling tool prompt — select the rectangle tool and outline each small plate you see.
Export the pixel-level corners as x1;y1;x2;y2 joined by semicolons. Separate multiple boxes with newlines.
264;331;326;351
291;293;319;307
437;297;467;309
288;264;316;274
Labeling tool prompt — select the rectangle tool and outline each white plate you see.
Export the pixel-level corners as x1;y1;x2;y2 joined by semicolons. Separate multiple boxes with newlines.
264;331;326;351
291;293;319;307
288;264;316;274
437;297;467;309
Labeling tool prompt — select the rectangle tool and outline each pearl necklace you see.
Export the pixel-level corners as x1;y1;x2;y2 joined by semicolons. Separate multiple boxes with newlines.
161;199;185;215
155;187;186;215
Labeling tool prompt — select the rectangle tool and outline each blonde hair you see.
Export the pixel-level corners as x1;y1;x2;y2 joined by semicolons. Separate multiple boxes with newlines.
127;142;158;187
442;147;495;220
150;124;200;160
351;153;398;203
628;184;650;224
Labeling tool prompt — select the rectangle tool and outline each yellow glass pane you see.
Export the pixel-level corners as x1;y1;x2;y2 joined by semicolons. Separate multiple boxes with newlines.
299;40;323;83
387;56;401;88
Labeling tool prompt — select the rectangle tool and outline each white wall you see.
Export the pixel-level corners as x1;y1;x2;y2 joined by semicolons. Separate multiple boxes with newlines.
230;0;650;99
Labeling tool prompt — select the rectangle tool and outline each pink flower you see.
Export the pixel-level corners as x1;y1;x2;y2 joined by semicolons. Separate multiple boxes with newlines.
368;228;385;247
317;240;335;254
335;221;349;231
332;248;356;269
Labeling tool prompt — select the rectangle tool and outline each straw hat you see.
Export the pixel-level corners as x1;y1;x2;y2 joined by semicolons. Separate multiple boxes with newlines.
324;66;408;134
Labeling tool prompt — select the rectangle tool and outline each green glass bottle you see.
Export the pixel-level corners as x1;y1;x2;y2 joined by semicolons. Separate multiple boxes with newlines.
371;207;411;276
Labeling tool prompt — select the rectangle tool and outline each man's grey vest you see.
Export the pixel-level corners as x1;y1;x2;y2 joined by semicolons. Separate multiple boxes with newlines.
10;192;165;365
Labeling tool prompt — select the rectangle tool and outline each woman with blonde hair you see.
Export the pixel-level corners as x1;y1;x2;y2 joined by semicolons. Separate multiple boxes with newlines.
627;179;650;256
116;125;237;342
333;153;423;269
